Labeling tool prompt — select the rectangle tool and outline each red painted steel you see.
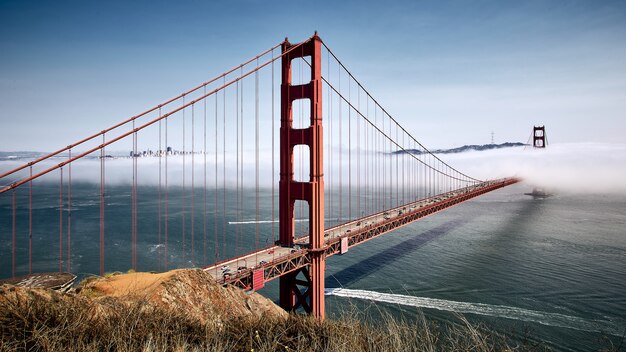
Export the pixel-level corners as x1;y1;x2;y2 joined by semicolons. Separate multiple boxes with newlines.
340;237;349;254
252;269;265;291
279;33;325;319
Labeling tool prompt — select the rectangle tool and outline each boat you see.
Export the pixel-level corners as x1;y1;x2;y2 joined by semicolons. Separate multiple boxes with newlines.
524;187;552;198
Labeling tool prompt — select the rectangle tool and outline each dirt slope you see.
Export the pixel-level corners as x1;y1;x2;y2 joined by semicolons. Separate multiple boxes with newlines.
78;268;287;323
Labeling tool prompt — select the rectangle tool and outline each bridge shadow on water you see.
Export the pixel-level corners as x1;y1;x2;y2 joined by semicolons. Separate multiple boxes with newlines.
327;218;470;287
443;196;547;284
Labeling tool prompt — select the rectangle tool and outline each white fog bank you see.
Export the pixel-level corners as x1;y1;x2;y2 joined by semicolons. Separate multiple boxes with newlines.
442;143;626;194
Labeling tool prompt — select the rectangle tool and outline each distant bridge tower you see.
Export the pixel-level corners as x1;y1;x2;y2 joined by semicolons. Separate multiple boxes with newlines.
279;33;326;318
533;125;547;148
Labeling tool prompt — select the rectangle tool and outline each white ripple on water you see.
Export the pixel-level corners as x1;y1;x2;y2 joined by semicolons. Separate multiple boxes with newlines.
149;244;164;253
325;288;624;336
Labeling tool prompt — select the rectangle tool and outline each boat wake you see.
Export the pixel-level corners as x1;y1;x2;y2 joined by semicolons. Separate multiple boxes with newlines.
325;288;623;336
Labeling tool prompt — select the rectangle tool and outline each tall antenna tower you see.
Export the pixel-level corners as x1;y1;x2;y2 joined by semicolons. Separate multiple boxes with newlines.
490;131;494;145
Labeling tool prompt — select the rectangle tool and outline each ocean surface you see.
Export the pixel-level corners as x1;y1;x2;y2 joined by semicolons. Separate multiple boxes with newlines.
1;181;625;351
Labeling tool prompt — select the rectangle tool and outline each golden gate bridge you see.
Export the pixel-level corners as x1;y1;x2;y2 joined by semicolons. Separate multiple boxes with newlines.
0;33;518;319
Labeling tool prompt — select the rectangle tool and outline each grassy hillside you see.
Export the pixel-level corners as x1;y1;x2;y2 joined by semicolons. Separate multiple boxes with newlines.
0;270;614;351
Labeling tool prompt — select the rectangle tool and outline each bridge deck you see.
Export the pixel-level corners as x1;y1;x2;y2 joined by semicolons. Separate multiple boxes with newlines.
204;178;519;289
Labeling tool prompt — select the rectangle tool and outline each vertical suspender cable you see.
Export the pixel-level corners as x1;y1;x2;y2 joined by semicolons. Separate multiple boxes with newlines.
222;78;226;259
271;50;276;246
328;53;332;223
182;96;186;264
203;87;208;266
11;190;16;277
374;105;378;212
348;77;351;220
240;70;244;260
389;115;392;208
383;112;393;209
214;93;219;264
395;123;398;207
59;167;63;272
381;110;385;210
165;114;169;269
255;58;260;255
158;108;162;269
374;102;377;212
67;149;72;272
357;87;360;219
365;97;369;216
300;55;304;235
236;81;240;260
29;167;32;274
191;103;195;266
338;61;342;223
132;121;137;270
356;86;363;218
100;134;105;275
382;110;386;210
402;131;405;204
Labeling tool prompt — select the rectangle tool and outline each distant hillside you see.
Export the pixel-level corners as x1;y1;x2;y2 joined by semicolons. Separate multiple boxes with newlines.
393;142;526;155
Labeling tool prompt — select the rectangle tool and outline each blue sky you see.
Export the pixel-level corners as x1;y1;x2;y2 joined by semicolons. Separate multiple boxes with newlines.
1;0;625;150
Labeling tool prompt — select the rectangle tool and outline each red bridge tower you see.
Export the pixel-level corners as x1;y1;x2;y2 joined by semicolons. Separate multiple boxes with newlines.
533;125;547;148
279;33;326;318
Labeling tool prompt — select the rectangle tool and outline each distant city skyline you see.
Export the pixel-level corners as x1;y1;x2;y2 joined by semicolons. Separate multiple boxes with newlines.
1;0;625;151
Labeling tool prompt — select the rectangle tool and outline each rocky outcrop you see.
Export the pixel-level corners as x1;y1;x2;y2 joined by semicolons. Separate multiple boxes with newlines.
0;269;286;330
77;269;287;323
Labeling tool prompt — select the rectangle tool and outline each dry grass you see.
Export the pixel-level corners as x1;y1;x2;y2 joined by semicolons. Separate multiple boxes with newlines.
0;284;557;352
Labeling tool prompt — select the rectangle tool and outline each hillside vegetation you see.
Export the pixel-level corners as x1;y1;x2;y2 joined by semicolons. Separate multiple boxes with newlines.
0;269;555;351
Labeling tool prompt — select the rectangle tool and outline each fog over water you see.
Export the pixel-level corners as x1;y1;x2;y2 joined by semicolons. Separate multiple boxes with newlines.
3;143;626;194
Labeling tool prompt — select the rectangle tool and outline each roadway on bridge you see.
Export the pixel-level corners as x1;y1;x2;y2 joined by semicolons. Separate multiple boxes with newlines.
204;180;512;285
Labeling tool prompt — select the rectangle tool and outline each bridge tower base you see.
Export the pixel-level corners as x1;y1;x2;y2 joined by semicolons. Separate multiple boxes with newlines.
279;33;325;319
